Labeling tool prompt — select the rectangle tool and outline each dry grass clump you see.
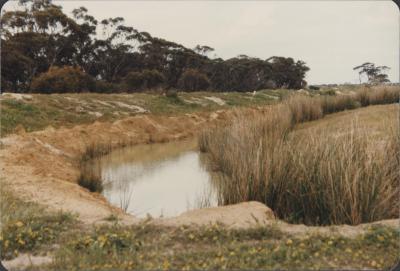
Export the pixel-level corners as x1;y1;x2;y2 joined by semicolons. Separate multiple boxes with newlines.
321;86;399;114
285;95;323;123
200;86;399;225
276;123;399;225
77;139;135;192
77;170;103;193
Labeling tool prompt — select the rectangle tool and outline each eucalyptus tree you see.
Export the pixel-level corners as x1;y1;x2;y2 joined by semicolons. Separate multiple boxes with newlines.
353;62;390;84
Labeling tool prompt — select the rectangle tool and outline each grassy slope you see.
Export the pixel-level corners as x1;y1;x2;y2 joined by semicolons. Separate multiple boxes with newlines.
0;90;286;137
1;105;399;270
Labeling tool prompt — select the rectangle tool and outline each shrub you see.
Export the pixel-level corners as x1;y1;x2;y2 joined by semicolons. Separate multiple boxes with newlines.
321;89;336;96
178;69;210;91
95;80;122;93
30;66;95;93
165;89;178;98
124;69;165;91
309;85;320;91
77;171;103;193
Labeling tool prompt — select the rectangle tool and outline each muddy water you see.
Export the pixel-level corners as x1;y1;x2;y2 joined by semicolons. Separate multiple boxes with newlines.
93;139;218;217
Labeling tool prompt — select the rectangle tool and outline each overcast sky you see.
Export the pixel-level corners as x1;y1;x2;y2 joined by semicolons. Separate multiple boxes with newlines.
4;0;399;84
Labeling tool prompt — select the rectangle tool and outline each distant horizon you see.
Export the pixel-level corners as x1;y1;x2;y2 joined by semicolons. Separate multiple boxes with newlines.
3;0;399;85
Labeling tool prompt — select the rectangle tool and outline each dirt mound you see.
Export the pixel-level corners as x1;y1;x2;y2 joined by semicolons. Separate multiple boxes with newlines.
158;201;275;228
155;202;398;237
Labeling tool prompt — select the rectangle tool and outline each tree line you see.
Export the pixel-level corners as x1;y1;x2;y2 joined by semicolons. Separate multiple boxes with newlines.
1;0;310;93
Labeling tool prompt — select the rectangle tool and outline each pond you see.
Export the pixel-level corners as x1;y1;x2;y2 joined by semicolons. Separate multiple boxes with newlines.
90;139;219;217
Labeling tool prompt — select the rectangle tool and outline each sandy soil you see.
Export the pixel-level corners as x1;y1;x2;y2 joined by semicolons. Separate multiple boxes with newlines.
1;105;398;235
2;253;52;271
0;109;232;224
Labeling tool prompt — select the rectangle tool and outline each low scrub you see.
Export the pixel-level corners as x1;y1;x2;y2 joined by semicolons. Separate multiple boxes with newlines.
50;223;399;270
200;86;400;225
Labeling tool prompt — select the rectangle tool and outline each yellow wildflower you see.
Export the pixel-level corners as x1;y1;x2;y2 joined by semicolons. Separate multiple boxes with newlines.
15;221;24;227
286;239;293;245
345;248;352;253
162;260;170;270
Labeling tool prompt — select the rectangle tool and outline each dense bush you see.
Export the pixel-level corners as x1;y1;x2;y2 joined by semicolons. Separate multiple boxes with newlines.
178;69;210;91
124;69;165;91
95;80;122;93
30;66;95;93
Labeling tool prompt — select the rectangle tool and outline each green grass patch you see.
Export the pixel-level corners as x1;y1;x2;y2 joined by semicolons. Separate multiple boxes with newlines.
0;184;76;260
0;90;280;137
48;223;399;270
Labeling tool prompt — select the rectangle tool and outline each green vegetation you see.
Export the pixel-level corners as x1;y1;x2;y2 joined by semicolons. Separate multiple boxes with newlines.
0;89;281;137
30;66;96;93
0;184;76;260
200;86;400;225
49;223;399;270
2;0;309;93
1;183;398;270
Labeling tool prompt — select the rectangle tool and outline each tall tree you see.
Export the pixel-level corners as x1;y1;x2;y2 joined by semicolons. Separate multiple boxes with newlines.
353;62;390;84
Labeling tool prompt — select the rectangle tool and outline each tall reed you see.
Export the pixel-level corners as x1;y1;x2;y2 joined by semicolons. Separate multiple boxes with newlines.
200;86;400;225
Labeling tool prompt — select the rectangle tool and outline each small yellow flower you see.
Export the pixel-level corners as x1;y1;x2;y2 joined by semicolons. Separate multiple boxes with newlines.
286;239;293;245
345;248;352;253
229;251;235;256
370;260;377;267
314;252;319;257
377;235;384;241
162;260;170;270
299;243;305;248
188;234;195;240
327;240;333;245
18;239;25;246
15;221;24;227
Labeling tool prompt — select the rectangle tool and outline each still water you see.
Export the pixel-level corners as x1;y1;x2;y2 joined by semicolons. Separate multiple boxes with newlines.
93;140;218;217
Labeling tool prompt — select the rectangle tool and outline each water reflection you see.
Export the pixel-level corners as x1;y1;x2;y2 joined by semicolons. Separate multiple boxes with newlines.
90;139;219;217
